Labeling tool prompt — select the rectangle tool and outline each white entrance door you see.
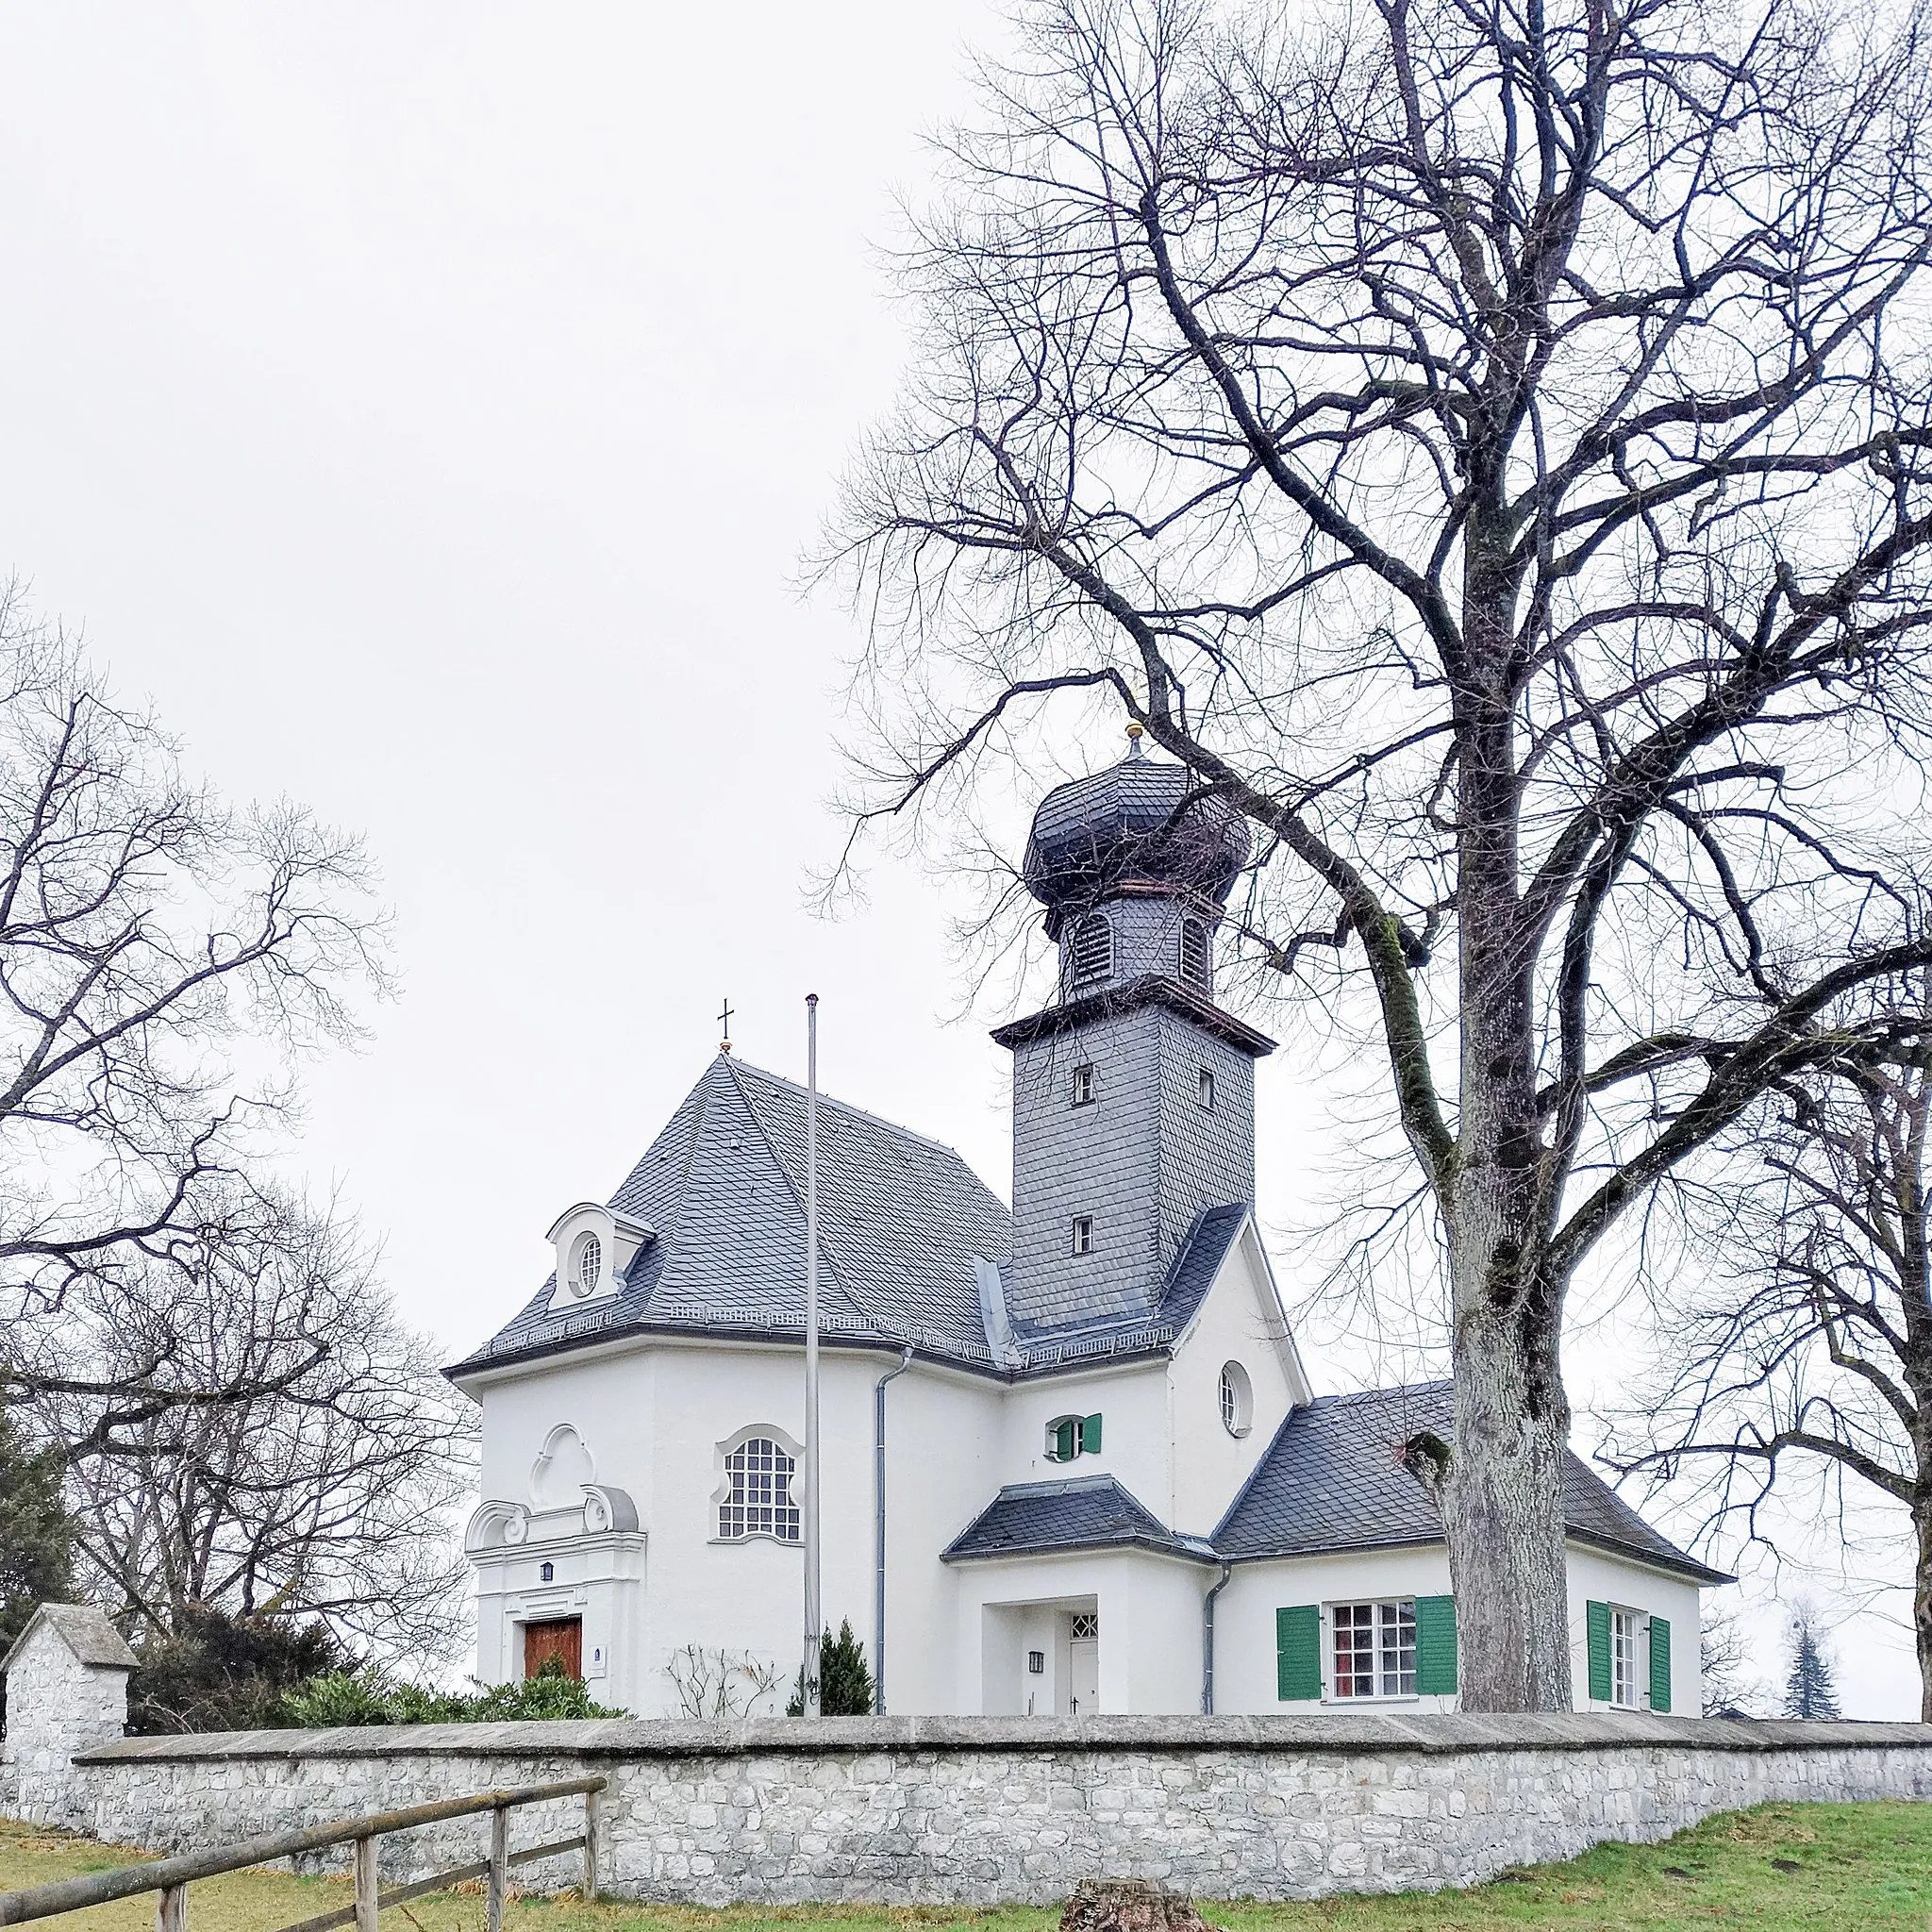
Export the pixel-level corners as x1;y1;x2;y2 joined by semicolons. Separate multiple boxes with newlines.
1068;1611;1099;1714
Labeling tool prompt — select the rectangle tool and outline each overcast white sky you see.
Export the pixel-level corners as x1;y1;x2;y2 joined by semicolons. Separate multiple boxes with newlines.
0;4;1915;1717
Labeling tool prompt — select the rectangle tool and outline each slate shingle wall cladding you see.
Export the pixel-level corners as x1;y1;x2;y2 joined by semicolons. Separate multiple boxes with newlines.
1063;902;1208;999
1154;1014;1255;1271
1010;1014;1164;1328
42;1718;1932;1907
1006;997;1257;1335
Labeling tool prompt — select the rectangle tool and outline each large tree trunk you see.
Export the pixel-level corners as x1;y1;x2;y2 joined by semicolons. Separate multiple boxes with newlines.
1436;551;1575;1711
1915;1499;1932;1725
1442;1297;1574;1710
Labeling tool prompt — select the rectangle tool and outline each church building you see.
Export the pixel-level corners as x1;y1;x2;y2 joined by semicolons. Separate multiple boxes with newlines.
447;738;1723;1719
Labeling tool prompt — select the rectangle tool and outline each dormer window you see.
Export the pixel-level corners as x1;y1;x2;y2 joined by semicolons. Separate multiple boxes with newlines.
545;1202;654;1313
1071;1063;1095;1107
1069;913;1112;989
574;1232;603;1297
1178;917;1210;989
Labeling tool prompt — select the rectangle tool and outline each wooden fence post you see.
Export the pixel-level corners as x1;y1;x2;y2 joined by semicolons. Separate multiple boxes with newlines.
487;1806;508;1932
156;1883;187;1932
352;1838;378;1932
582;1787;599;1903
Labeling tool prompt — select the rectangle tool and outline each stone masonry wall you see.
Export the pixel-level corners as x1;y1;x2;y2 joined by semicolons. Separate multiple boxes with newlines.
27;1715;1932;1905
0;1619;132;1832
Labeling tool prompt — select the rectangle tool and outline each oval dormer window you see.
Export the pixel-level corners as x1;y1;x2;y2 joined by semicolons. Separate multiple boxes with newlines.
1069;912;1112;990
573;1232;602;1298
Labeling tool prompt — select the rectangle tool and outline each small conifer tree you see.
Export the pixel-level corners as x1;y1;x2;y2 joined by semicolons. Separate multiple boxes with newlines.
1782;1609;1843;1720
788;1619;875;1716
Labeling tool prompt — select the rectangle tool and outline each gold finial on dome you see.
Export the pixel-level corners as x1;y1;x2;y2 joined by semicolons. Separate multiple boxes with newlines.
1124;719;1146;758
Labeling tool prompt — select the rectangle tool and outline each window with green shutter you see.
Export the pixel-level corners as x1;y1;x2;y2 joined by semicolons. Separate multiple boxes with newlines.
1276;1605;1320;1701
1079;1413;1102;1454
1414;1594;1457;1695
1586;1600;1612;1703
1049;1417;1078;1462
1648;1615;1672;1713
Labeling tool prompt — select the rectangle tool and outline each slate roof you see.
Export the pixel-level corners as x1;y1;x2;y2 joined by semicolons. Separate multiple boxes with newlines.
1024;752;1252;925
1212;1383;1730;1584
2;1603;138;1674
448;1056;1013;1376
448;1058;1262;1384
942;1474;1218;1564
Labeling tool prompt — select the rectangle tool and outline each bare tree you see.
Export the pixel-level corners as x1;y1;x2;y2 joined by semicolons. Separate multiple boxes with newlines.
22;1191;474;1661
825;0;1932;1707
1698;1606;1766;1718
0;589;389;1427
1608;1025;1932;1717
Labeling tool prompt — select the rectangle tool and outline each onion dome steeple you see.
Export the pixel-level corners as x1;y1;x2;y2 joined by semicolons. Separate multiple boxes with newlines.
1021;727;1250;1002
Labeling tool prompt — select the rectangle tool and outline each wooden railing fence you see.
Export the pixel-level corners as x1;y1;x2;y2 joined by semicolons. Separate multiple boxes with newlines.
0;1776;608;1932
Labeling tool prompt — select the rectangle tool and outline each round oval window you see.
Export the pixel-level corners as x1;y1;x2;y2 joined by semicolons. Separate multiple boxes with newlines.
573;1231;602;1296
1219;1360;1253;1438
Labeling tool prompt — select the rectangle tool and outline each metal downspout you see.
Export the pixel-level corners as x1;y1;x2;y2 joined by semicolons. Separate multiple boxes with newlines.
873;1344;915;1714
1201;1562;1233;1713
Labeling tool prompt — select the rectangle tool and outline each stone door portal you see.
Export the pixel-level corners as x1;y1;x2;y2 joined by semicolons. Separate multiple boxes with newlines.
523;1616;583;1680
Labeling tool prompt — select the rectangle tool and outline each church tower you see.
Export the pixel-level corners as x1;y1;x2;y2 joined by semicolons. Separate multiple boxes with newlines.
993;729;1274;1335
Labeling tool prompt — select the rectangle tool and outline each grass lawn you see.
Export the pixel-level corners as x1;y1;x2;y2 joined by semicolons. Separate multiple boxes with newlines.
2;1802;1928;1932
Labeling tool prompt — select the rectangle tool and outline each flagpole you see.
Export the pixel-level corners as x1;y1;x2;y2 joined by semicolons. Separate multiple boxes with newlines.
802;992;822;1718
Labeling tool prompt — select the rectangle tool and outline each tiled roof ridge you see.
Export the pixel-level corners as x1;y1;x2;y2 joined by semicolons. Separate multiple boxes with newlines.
718;1053;877;1327
723;1055;992;1170
1311;1379;1452;1407
996;1473;1123;1499
621;1059;724;1256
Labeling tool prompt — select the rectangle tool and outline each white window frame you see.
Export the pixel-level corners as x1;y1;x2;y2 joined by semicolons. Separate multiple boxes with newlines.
1327;1599;1418;1701
1071;1063;1095;1107
1071;1214;1094;1256
1218;1359;1253;1438
1197;1067;1216;1109
711;1426;803;1546
1610;1606;1641;1709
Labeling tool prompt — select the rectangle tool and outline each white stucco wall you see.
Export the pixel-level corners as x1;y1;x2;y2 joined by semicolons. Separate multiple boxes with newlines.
993;1360;1172;1512
1167;1226;1302;1533
462;1336;1032;1718
1567;1544;1704;1718
1214;1541;1706;1718
950;1547;1208;1715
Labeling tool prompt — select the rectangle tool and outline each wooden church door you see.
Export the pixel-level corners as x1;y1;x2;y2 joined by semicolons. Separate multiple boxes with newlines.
523;1617;582;1680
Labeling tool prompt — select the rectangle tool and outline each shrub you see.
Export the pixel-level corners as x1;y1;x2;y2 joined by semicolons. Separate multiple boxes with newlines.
128;1605;347;1734
272;1656;626;1726
787;1620;874;1716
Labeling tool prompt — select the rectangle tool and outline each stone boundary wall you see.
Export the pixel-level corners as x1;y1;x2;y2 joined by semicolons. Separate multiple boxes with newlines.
4;1714;1929;1904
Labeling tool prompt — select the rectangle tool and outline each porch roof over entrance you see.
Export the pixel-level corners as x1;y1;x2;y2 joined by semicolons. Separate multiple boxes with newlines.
941;1474;1219;1564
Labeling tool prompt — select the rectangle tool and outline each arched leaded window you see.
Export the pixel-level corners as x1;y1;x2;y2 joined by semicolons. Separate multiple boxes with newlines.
718;1435;800;1542
1178;917;1210;989
1068;912;1112;989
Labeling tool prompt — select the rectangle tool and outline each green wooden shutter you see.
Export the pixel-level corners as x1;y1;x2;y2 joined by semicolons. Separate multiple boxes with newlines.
1648;1616;1672;1713
1276;1605;1320;1701
1414;1595;1457;1695
1586;1600;1612;1702
1080;1413;1103;1455
1053;1418;1077;1462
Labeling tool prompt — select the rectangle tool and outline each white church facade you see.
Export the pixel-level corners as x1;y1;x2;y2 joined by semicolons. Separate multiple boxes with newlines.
447;743;1724;1720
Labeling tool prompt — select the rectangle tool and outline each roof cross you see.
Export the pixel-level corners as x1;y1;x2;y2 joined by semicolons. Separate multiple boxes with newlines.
718;996;734;1054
